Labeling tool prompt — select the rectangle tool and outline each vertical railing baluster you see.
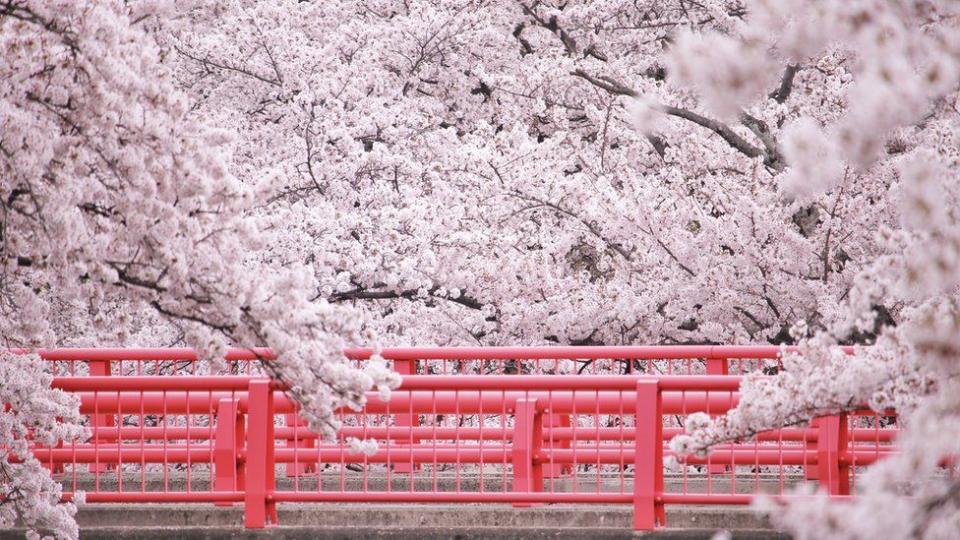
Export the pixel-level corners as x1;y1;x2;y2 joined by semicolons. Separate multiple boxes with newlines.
634;379;664;530
245;380;277;527
817;413;850;495
88;359;114;473
511;398;543;507
393;358;419;473
214;398;244;506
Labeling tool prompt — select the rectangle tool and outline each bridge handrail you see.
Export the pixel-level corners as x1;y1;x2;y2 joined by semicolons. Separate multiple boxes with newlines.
21;345;858;362
19;373;885;530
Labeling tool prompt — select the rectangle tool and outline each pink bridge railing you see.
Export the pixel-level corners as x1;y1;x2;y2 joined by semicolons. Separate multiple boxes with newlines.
13;347;898;530
34;345;872;476
36;345;856;377
37;344;858;480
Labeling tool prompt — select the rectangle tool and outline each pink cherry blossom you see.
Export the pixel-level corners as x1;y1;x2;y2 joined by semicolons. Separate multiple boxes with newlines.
3;1;960;537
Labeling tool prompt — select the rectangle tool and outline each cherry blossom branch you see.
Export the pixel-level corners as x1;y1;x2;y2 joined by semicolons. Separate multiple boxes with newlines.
507;191;635;262
173;45;282;87
738;112;786;171
571;68;780;168
660;105;766;162
570;69;637;97
910;480;960;539
328;284;484;311
518;2;579;56
769;64;800;104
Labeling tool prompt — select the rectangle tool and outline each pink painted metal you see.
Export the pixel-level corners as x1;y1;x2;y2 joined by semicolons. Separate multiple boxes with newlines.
704;358;729;475
87;360;114;473
818;414;851;495
245;380;277;527
391;358;419;474
511;398;543;507
634;379;664;529
8;347;910;533
31;345;857;381
284;413;316;477
213;398;244;506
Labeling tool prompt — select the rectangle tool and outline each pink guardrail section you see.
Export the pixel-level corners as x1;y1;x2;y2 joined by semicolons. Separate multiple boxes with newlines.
19;347;894;530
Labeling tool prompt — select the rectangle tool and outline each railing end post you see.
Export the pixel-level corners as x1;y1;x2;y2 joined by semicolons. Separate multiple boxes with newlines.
817;413;850;496
512;397;543;508
392;358;421;473
244;379;277;528
214;398;244;507
634;379;664;530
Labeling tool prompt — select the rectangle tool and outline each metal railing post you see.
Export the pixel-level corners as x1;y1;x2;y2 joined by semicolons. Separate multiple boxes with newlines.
214;398;244;506
245;380;277;527
87;359;115;473
817;414;850;495
704;358;729;474
705;358;729;376
393;358;420;473
634;379;664;530
512;398;543;507
805;418;821;480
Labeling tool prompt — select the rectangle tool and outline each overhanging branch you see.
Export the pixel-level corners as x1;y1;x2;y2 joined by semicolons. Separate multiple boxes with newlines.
572;69;776;166
328;284;484;311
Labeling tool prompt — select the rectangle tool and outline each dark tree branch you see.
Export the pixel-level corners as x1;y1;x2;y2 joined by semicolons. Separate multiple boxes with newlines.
149;300;236;334
328;284;484;311
512;23;534;56
571;69;637;97
769;64;799;104
660;105;764;160
572;68;776;166
173;45;282;87
645;133;669;158
653;237;696;277
509;191;635;262
734;305;767;330
519;3;578;56
738;112;786;171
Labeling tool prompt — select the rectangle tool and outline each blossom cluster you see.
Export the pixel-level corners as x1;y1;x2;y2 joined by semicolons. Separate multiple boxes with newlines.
0;353;87;540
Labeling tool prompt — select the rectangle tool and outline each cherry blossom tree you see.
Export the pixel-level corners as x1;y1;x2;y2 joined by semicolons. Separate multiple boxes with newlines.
0;353;86;540
164;1;960;537
160;0;902;350
3;0;960;538
652;2;960;538
2;2;395;535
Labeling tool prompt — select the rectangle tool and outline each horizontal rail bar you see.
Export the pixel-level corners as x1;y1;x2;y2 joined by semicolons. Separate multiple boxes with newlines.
342;346;855;360
271;492;634;503
64;492;245;503
59;492;860;507
56;374;744;404
28;447;216;462
71;389;742;415
659;494;755;505
393;375;744;391
54;376;258;391
69;390;889;417
22;345;857;362
85;425;897;444
657;494;858;505
30;444;898;467
36;348;274;361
